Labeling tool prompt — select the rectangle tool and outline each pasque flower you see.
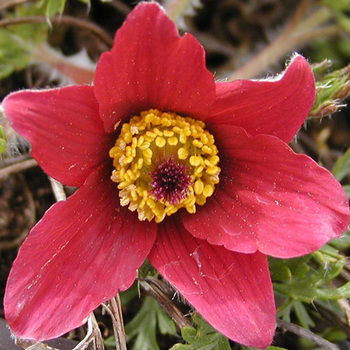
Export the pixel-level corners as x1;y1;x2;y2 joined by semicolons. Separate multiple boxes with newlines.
2;2;349;348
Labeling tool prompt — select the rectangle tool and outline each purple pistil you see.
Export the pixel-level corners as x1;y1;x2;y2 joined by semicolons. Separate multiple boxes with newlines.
149;158;192;204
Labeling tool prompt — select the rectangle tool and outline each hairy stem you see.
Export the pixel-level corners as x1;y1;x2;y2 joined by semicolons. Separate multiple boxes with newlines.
140;277;192;328
72;313;104;350
102;295;127;350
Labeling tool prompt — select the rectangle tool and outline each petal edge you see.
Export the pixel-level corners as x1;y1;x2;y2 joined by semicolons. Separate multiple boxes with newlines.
5;165;157;340
207;55;315;143
149;219;276;348
2;86;111;187
183;125;349;258
94;2;215;132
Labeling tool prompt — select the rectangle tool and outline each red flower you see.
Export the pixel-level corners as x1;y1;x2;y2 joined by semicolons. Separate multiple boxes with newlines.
2;2;349;348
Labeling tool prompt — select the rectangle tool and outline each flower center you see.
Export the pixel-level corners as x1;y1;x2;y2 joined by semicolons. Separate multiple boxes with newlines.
109;109;221;223
149;157;191;205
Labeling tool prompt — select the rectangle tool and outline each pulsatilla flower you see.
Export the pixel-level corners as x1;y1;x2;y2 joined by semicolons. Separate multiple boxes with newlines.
2;2;349;348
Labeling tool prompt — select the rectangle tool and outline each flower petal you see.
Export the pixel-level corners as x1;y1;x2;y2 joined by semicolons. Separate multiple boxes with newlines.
4;165;156;341
149;218;275;348
2;86;111;187
183;125;349;258
206;55;315;143
94;2;215;132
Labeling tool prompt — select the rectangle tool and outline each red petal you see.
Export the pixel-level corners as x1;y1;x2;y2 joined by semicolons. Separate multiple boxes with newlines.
2;86;111;187
149;219;275;348
94;2;215;132
4;165;156;341
206;55;315;143
183;126;349;258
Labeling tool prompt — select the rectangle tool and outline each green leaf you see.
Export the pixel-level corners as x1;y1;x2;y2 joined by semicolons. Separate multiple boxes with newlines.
138;259;157;280
293;300;315;328
0;30;31;79
315;299;344;317
119;281;138;306
0;63;15;80
277;300;293;323
104;335;117;348
38;0;96;16
320;0;350;33
269;255;311;283
0;125;6;154
273;240;350;333
171;313;230;350
0;3;48;79
333;281;350;298
39;0;66;17
309;62;350;118
13;4;48;43
273;247;348;333
329;227;350;250
157;305;177;335
124;296;176;350
0;139;6;154
0;125;5;139
342;184;350;198
320;0;350;10
322;327;347;343
333;148;350;181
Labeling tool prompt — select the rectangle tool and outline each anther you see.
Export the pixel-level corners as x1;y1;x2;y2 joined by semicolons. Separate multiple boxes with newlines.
109;109;221;222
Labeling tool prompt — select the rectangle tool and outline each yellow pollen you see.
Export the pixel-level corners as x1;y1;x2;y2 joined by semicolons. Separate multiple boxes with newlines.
194;179;204;195
109;109;221;223
155;136;166;148
189;156;202;167
168;137;178;146
178;148;188;160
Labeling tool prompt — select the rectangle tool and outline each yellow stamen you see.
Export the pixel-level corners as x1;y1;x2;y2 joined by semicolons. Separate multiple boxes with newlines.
194;179;204;195
178;148;189;160
109;109;221;223
155;136;166;148
168;137;178;146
